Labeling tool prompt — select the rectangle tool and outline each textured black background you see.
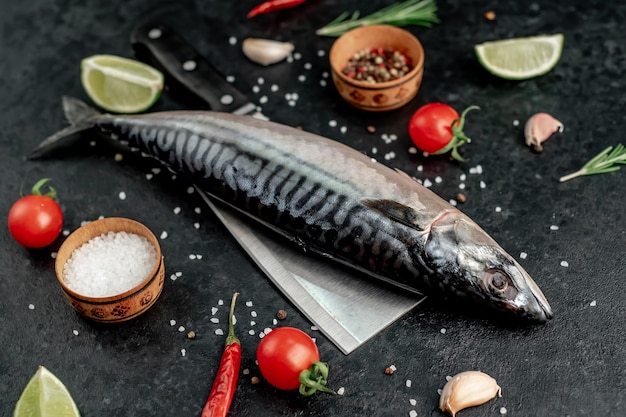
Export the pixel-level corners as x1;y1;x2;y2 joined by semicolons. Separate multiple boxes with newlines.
1;1;624;416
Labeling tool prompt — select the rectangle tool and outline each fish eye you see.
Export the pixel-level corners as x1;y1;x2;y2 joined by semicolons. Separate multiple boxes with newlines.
483;269;513;294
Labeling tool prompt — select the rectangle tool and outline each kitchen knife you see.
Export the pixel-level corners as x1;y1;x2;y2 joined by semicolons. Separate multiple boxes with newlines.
131;22;425;354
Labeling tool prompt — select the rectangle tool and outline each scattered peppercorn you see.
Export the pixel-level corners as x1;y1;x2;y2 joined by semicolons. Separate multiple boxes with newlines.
456;193;467;203
342;47;413;84
276;309;288;320
367;125;376;134
251;376;260;384
484;10;496;20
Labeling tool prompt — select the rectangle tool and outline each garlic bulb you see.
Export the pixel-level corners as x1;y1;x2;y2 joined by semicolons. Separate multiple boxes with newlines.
242;38;294;66
524;112;564;152
439;371;502;417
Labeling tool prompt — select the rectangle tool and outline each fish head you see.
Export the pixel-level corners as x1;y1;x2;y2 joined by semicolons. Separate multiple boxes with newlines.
424;211;553;322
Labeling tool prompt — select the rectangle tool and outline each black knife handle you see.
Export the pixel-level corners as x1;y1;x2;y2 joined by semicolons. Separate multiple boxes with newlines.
131;22;255;114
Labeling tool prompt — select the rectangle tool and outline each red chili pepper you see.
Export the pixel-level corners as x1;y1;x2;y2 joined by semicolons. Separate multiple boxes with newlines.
247;0;307;18
201;293;241;417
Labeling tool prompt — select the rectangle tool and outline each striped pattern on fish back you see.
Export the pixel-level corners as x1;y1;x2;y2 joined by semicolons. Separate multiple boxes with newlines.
98;115;429;289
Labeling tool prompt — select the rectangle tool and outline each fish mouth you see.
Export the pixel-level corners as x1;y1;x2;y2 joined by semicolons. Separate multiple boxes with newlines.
521;276;554;322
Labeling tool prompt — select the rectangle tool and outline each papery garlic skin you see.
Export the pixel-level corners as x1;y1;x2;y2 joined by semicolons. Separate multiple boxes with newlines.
439;371;502;417
242;38;295;66
524;112;564;152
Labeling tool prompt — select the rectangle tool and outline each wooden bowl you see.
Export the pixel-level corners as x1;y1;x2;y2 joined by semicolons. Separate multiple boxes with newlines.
329;25;425;111
55;217;165;323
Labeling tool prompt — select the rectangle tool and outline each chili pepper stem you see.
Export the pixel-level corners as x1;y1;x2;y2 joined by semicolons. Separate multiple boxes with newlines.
433;105;480;162
298;361;336;396
225;292;240;347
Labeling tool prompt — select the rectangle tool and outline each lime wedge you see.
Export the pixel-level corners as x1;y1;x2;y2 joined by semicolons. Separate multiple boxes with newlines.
13;366;81;417
81;54;164;113
474;34;564;80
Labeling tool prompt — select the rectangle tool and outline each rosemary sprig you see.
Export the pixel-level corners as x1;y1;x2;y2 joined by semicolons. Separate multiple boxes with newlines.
559;144;626;182
316;0;440;37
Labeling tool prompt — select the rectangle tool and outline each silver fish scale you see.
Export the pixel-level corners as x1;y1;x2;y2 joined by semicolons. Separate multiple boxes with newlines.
100;116;426;288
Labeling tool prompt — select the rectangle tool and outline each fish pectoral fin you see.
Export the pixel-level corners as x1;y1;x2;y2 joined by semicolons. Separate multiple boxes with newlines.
361;199;424;231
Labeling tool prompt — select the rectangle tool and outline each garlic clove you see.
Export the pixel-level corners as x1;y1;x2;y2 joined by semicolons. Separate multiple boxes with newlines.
439;371;502;417
524;112;564;152
242;38;295;66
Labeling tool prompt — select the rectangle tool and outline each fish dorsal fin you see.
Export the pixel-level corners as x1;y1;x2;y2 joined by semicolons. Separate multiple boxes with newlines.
361;199;424;231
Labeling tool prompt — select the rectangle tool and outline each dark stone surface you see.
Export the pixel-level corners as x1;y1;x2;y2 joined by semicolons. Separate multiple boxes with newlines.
1;1;624;416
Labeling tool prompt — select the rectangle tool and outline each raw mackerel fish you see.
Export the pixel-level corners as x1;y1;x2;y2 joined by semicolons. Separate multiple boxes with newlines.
31;97;553;322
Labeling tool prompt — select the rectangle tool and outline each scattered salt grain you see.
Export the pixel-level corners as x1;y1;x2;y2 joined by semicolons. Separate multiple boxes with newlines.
218;299;224;305
371;147;378;154
251;311;258;317
460;174;467;181
435;176;442;184
384;152;396;160
226;75;235;83
298;75;306;82
409;411;418;417
28;304;35;310
170;320;177;326
51;252;57;259
63;230;70;236
252;85;261;93
440;328;446;334
416;165;423;172
63;231;157;297
550;225;559;231
228;36;237;45
293;52;302;60
193;222;200;229
145;173;153;180
211;318;219;324
311;325;319;331
408;147;418;154
194;207;201;214
340;126;347;134
186;186;194;194
337;387;345;396
458;183;466;190
270;84;279;92
318;50;326;57
178;326;185;332
257;77;265;85
320;79;327;87
520;252;528;259
480;180;486;189
560;261;569;267
272;318;278;325
211;307;219;315
500;406;508;414
73;329;79;336
329;120;338;127
118;191;127;200
405;379;412;388
259;96;268;104
409;399;417;406
590;300;597;307
248;329;256;335
449;199;457;206
215;329;224;336
495;206;502;212
513;119;520;126
173;207;181;214
423;179;432;188
250;320;256;326
181;348;186;357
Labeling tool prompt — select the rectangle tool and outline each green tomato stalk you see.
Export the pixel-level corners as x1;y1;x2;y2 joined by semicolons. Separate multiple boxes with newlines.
433;105;480;162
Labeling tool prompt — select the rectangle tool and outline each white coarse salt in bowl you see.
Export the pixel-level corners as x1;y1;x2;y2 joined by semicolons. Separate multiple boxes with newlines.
55;217;165;323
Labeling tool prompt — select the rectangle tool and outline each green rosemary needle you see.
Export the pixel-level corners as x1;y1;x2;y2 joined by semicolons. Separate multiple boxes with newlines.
559;144;626;182
316;0;440;37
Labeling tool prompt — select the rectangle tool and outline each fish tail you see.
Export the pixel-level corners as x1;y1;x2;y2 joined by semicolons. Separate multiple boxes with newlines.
28;96;102;159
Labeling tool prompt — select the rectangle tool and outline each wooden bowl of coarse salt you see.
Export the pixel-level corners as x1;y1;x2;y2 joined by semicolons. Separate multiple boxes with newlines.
55;217;165;323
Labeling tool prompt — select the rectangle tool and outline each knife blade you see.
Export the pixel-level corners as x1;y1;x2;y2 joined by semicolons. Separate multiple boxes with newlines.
131;22;425;354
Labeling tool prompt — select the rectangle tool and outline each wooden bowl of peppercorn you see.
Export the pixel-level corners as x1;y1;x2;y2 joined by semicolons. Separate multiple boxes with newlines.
329;25;424;111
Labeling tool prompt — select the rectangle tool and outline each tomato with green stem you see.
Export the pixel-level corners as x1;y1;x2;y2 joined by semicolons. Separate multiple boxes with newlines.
256;327;335;396
408;103;479;161
8;178;63;248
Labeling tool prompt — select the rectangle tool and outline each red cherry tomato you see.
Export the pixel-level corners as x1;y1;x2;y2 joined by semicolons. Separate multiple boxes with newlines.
8;179;63;248
256;327;334;396
408;103;479;161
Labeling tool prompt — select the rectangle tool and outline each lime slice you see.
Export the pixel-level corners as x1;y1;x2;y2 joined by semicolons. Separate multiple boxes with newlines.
474;34;564;80
81;54;164;113
13;366;81;417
